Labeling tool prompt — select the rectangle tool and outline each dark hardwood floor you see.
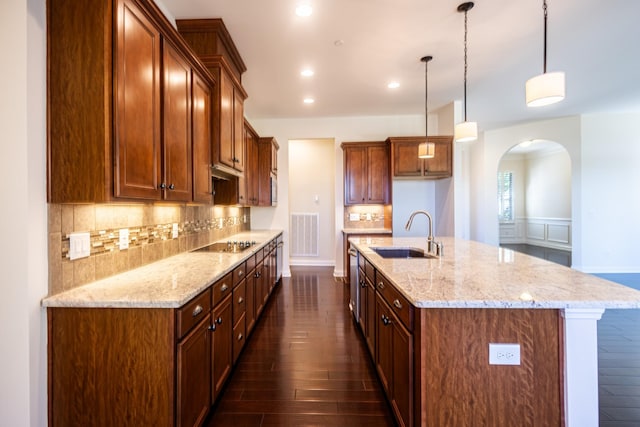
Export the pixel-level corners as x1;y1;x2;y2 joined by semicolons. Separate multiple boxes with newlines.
205;266;396;427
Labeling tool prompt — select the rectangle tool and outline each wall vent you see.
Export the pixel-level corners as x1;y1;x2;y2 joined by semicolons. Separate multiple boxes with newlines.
290;213;319;257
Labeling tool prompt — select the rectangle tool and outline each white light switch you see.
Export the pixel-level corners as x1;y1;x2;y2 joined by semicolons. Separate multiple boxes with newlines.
349;213;360;221
119;228;129;250
69;232;91;260
172;223;179;239
489;343;521;365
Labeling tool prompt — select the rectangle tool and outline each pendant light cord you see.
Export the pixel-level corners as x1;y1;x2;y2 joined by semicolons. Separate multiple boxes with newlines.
463;7;469;122
543;0;548;74
425;58;429;138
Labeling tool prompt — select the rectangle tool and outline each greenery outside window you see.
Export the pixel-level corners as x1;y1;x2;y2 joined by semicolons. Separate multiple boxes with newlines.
498;171;514;222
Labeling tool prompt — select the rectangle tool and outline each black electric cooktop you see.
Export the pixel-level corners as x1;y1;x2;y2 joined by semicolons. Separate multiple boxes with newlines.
192;241;257;253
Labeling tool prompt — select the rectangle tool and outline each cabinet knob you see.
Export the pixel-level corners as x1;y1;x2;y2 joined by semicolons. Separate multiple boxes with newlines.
208;324;216;331
377;281;385;290
393;299;403;310
168;183;175;190
216;317;223;324
221;284;229;292
192;305;203;317
237;333;244;341
238;297;244;304
159;183;166;189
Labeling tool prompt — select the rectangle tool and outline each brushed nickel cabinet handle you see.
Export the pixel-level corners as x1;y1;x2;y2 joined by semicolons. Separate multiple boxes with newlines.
221;284;229;292
237;333;244;341
238;297;244;304
192;305;203;317
377;281;385;290
393;299;402;310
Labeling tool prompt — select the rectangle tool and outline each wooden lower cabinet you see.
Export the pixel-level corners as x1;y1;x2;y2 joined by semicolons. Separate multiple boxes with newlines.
48;240;283;427
376;293;413;427
211;293;232;403
177;314;212;427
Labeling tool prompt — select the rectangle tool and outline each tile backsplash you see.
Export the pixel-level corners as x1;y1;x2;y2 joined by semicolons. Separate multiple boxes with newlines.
48;203;250;296
343;205;392;230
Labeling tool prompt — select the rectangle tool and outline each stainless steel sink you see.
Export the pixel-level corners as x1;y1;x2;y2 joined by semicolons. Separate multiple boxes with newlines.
371;247;437;259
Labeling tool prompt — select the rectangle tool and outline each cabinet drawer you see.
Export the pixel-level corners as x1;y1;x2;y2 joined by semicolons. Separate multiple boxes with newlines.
213;272;233;307
177;288;212;339
232;280;246;325
375;273;413;332
233;262;246;287
246;253;256;272
364;258;375;284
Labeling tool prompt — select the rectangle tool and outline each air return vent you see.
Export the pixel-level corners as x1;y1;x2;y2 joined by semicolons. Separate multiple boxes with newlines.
290;213;319;257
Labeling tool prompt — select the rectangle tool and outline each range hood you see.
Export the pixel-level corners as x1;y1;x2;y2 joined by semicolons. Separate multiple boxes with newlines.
210;163;243;181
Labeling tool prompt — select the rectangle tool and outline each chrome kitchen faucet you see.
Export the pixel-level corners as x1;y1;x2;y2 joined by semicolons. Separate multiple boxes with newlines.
405;210;443;256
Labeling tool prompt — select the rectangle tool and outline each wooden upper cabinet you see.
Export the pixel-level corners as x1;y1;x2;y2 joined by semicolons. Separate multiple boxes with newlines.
192;71;213;204
47;0;216;203
114;0;162;200
176;19;248;175
245;121;260;206
258;137;279;206
162;41;192;202
342;141;390;205
388;136;453;179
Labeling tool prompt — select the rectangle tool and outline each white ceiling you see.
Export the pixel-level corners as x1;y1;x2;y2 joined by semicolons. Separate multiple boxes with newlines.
159;0;640;131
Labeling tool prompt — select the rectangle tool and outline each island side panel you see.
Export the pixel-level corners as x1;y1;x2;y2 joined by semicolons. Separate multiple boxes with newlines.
48;307;175;427
415;308;562;427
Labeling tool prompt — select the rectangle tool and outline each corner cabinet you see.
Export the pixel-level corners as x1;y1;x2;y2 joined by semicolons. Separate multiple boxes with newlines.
48;0;215;203
388;136;453;179
341;141;390;205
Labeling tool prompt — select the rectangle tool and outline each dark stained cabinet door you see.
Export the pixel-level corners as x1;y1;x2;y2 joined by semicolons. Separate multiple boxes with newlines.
392;140;423;177
233;90;245;172
344;146;367;205
218;71;235;169
245;122;260;205
192;71;213;203
367;144;390;204
366;276;376;358
176;314;211;427
423;139;452;178
376;294;393;394
114;0;162;199
343;142;390;205
162;41;192;202
211;294;232;403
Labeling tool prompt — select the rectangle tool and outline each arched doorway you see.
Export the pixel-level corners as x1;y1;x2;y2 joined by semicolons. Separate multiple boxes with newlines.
497;139;572;266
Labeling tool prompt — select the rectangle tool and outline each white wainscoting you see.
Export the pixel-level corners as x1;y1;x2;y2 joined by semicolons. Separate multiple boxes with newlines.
500;217;571;251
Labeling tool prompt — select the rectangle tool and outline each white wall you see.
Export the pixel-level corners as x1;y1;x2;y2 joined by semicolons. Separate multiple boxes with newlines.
580;113;640;273
526;148;572;219
288;139;336;265
1;0;48;425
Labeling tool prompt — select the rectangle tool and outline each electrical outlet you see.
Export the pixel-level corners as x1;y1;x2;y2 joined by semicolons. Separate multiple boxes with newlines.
349;213;360;221
489;343;521;365
119;228;129;250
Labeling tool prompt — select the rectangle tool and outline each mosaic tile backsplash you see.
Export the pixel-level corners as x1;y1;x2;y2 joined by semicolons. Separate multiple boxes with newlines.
48;203;251;295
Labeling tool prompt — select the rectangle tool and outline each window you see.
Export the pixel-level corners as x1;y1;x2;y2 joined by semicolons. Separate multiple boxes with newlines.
497;171;514;222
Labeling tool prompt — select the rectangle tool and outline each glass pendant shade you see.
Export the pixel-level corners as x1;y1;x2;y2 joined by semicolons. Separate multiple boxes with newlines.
454;121;477;143
526;71;565;107
418;142;435;159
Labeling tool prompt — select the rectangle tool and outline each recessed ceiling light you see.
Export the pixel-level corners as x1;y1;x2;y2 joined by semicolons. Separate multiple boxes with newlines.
387;81;400;89
334;39;344;47
301;69;314;77
303;98;315;104
296;4;313;17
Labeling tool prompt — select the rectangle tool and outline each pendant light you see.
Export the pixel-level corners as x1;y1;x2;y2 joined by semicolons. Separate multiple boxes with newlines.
418;56;435;159
454;2;477;143
526;0;565;107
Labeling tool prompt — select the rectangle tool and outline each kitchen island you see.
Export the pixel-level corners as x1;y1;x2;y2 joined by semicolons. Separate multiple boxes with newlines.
349;236;640;427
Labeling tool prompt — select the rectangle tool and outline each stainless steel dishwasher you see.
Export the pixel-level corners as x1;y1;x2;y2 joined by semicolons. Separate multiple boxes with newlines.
348;244;359;321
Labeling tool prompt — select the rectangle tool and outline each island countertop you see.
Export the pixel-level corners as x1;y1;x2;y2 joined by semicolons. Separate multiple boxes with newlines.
42;230;282;309
350;236;640;309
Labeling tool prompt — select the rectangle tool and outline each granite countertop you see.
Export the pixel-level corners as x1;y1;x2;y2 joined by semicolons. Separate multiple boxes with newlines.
350;236;640;309
42;230;282;309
